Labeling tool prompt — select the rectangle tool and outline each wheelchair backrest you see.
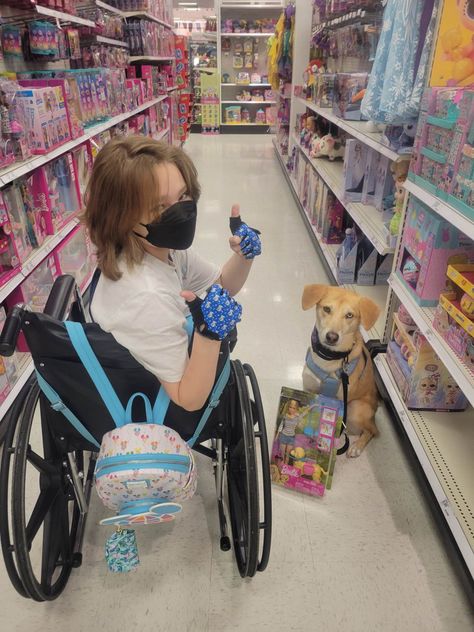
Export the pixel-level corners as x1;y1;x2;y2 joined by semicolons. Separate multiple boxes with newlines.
23;311;229;451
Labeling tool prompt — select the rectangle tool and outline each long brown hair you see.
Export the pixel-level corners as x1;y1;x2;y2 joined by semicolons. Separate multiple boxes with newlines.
83;136;201;280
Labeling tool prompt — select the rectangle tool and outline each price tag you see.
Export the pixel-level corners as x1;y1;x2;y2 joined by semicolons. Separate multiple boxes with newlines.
440;498;453;519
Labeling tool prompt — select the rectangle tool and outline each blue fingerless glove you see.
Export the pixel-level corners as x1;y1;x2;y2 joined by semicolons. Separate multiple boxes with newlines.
230;216;262;259
186;284;242;341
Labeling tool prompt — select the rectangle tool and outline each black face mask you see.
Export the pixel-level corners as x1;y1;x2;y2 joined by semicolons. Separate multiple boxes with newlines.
137;199;197;250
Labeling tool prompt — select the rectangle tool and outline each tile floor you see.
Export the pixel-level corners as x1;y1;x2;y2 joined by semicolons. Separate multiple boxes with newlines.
0;134;473;631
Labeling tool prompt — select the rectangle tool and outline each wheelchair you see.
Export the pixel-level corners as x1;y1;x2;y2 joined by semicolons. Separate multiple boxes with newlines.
0;275;272;602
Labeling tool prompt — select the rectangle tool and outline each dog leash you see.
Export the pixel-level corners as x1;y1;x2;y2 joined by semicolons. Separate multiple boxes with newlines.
337;362;350;456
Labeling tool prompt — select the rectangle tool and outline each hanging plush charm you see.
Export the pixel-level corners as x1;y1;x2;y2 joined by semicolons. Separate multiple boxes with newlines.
105;528;140;573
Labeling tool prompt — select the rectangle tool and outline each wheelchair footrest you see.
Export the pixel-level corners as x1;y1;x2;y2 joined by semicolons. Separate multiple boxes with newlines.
99;501;182;527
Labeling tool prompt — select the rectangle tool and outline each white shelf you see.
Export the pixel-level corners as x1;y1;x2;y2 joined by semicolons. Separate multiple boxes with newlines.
154;127;170;141
95;0;124;16
221;83;272;87
375;353;474;579
0;361;35;424
388;274;474;408
221;100;276;104
273;139;388;342
404;178;474;242
122;11;174;30
129;56;174;62
167;86;179;92
0;95;168;187
297;97;401;162
220;33;273;37
221;123;270;126
293;135;394;256
0;220;80;305
35;5;96;27
94;35;129;48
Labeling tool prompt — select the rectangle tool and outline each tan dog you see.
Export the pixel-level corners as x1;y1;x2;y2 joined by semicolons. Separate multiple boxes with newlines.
302;284;380;457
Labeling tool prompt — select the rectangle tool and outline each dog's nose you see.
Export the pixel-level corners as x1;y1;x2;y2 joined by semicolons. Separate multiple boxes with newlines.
326;332;339;345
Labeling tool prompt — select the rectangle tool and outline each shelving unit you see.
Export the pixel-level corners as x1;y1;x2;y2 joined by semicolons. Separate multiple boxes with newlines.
94;35;129;48
0;95;169;188
122;11;174;30
95;0;124;16
222;100;277;104
375;354;474;580
129;56;174;62
292;134;394;256
388;274;474;408
35;5;96;27
273;138;388;342
221;83;271;87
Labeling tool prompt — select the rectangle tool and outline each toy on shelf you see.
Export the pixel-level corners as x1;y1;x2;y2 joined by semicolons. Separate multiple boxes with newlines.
314;73;336;109
388;306;469;411
225;106;241;124
382;123;416;155
311;134;344;161
333;73;368;121
0;192;21;288
343;140;368;202
396;197;474;306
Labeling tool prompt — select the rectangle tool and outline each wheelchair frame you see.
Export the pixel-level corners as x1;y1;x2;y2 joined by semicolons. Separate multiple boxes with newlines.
0;276;272;601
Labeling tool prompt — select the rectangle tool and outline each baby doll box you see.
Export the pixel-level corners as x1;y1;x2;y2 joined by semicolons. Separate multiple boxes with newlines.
0;191;22;288
1;184;34;264
396;197;474;306
387;316;468;411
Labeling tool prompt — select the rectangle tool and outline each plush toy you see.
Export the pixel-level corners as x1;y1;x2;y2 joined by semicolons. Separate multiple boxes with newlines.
311;134;344;160
309;134;322;157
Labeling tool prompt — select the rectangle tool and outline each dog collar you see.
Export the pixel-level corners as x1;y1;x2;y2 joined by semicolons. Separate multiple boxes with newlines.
311;327;352;361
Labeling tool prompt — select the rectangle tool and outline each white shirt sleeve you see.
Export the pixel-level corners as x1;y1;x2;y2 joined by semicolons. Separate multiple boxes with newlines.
106;291;189;384
179;248;221;296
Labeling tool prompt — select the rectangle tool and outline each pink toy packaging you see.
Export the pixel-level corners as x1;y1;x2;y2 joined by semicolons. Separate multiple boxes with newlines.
4;176;47;251
55;225;95;291
343;139;369;202
270;387;343;498
1;184;34;263
396;197;474;306
6;254;59;352
0;191;21;288
71;143;93;203
387;310;468;411
0;306;20;390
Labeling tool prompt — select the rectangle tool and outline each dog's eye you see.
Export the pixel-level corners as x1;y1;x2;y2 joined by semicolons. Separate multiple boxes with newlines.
346;312;354;319
323;306;331;314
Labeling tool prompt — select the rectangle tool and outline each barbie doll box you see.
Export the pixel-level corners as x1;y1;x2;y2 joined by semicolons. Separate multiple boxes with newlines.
270;387;343;498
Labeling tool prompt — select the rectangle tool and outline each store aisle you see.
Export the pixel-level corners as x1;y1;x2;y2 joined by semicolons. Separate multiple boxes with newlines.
1;135;472;632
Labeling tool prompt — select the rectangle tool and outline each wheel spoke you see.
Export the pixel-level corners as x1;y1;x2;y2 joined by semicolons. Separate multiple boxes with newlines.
26;487;60;548
26;447;57;476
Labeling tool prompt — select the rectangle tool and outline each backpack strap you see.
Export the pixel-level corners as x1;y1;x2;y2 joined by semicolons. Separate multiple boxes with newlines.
64;321;126;428
36;369;101;448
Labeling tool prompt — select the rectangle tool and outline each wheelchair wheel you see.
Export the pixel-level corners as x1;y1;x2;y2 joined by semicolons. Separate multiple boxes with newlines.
0;376;37;599
226;360;272;577
9;383;84;601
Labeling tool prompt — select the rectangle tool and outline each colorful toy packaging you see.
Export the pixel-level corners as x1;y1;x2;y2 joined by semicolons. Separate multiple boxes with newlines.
332;73;368;120
387;306;468;411
396;197;474;306
343;139;369;202
270;387;343;498
0;191;21;287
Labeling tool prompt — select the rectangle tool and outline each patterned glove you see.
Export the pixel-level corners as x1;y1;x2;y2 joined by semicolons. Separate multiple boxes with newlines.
230;216;262;259
186;284;242;341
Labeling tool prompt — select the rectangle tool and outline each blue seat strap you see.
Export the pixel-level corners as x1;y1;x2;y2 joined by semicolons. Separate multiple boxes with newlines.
187;358;231;448
36;370;100;449
64;321;126;428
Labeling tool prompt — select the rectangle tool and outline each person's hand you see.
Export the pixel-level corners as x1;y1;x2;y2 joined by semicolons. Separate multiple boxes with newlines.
229;204;262;260
181;284;242;341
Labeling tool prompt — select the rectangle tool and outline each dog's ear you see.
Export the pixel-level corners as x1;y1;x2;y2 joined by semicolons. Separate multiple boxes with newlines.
359;296;380;331
302;285;328;310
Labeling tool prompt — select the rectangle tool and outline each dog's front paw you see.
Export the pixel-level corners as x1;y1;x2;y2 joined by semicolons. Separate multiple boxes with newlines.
347;441;363;458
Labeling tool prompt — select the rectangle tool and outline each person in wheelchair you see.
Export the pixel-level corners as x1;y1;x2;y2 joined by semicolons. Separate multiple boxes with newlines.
84;136;262;413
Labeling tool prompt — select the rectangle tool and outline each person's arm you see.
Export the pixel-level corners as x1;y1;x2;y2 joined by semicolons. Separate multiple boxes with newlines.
218;204;259;296
161;333;221;411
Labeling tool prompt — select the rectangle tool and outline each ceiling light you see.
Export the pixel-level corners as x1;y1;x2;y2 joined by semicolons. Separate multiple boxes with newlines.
178;2;198;5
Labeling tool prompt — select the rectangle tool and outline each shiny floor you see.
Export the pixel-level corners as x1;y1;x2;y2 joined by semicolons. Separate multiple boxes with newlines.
1;134;473;631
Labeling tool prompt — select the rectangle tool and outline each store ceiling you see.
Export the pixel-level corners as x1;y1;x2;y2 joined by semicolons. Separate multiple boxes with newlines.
173;0;216;9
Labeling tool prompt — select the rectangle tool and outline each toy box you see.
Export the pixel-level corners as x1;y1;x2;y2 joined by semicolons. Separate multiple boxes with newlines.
373;154;394;211
55;225;95;291
225;106;241;124
315;73;336;108
321;195;345;244
343;139;369;202
356;238;377;286
0;192;21;288
336;227;358;284
361;148;378;206
270;387;343;498
430;0;474;87
3;175;47;252
32;153;81;234
387;311;468;411
433;300;474;375
396;197;474;306
71;143;94;202
333;73;368;121
6;254;59;352
1;184;34;264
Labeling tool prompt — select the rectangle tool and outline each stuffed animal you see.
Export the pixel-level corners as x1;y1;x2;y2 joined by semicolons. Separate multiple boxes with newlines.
309;134;322;157
311;134;344;160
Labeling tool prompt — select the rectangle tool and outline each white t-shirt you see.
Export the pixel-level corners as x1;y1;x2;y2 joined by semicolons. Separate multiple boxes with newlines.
91;249;221;383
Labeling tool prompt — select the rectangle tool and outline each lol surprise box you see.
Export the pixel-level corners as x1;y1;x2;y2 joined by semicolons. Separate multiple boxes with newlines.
396;197;474;306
